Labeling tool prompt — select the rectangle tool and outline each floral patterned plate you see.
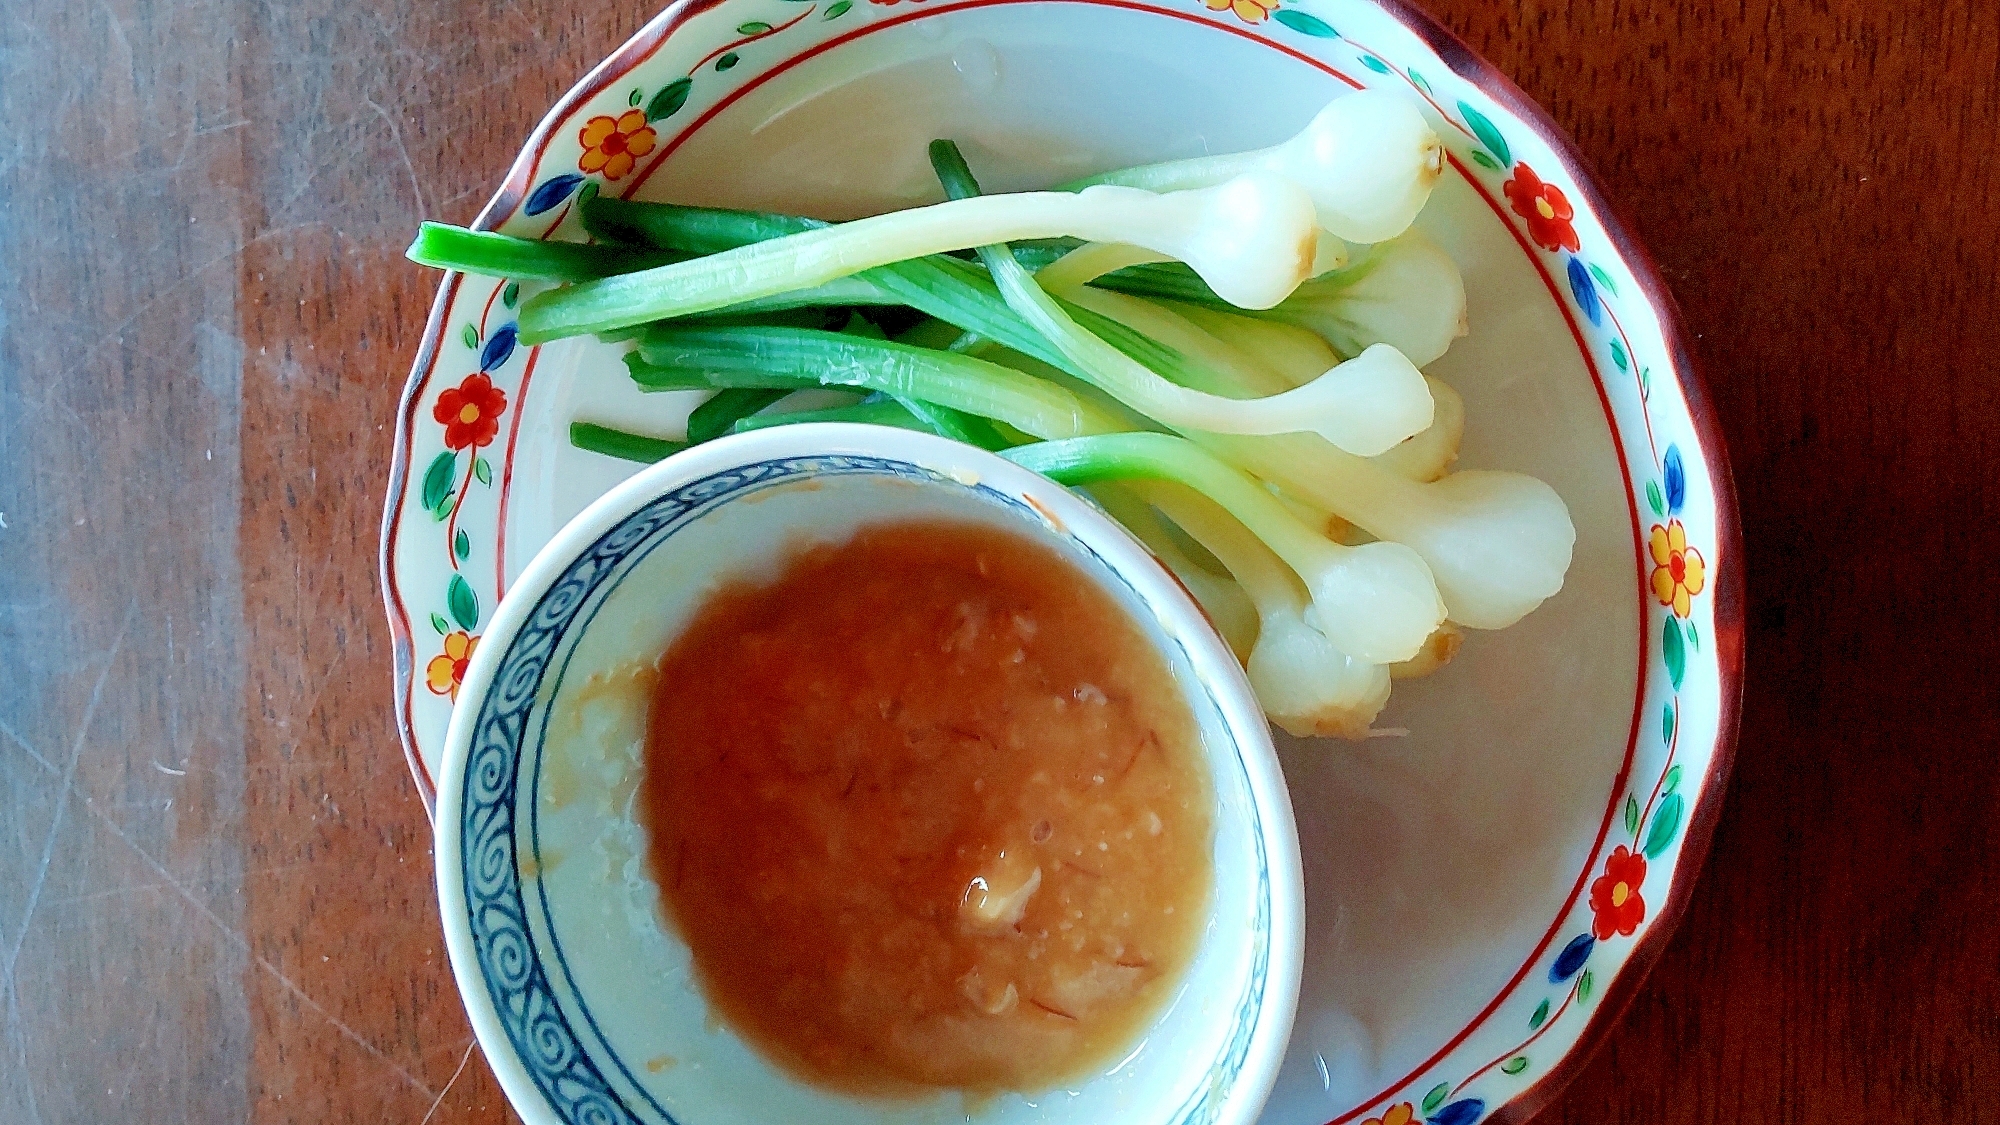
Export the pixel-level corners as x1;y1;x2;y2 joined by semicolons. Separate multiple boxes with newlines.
381;1;1742;1122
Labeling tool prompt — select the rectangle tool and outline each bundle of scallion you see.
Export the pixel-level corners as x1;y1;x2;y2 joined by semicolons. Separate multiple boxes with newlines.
405;90;1575;739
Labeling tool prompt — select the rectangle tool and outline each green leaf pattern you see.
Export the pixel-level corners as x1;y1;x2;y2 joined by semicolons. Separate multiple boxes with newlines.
646;77;693;122
1271;9;1337;36
1643;794;1684;860
420;451;456;515
1663;616;1687;689
447;574;479;632
1459;100;1512;169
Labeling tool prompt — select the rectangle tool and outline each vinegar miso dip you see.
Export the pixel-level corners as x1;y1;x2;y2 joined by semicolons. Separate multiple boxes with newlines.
642;516;1214;1097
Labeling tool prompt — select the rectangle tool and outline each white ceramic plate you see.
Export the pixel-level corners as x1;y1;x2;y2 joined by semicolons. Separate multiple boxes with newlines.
382;2;1743;1122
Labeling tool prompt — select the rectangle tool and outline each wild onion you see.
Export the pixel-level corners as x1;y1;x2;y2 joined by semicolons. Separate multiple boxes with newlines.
998;265;1567;625
567;421;686;464
983;262;1562;626
1390;622;1464;681
1372;376;1464;482
728;396;927;435
407;222;679;281
637;325;1127;440
519;173;1317;342
1055;283;1434;456
1157;302;1340;386
1005;433;1443;664
1090;484;1258;661
930;140;1434;448
580;193;822;252
1211;433;1573;630
1142;484;1391;738
622;349;813;392
1093;230;1468;367
1061;92;1444;244
890;396;1015;451
1032;242;1171;293
1267;230;1467;366
1037;233;1348;295
567;395;1008;457
686;388;790;443
413;118;1578;742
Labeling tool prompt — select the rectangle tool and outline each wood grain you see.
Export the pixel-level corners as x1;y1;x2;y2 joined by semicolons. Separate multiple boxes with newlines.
1422;3;2000;1123
0;0;1995;1121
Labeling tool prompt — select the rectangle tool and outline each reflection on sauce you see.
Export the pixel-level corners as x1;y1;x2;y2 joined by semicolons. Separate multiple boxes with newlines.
643;518;1212;1096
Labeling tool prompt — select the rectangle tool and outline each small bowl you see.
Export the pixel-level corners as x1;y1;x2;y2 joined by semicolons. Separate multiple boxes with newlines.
434;423;1306;1125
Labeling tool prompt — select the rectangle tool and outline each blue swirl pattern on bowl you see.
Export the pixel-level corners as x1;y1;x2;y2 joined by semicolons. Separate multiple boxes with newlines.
454;454;1272;1125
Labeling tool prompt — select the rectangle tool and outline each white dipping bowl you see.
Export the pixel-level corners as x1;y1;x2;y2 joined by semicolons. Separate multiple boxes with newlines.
434;423;1305;1125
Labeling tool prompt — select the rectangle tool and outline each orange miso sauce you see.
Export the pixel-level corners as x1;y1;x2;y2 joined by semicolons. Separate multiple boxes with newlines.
642;517;1213;1096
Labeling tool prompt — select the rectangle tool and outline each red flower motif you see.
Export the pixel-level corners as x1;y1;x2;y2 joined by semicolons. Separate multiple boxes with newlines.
1203;0;1277;23
1649;520;1707;618
426;630;478;700
577;110;657;182
434;372;507;451
1503;164;1580;253
1363;1103;1419;1125
1588;845;1647;939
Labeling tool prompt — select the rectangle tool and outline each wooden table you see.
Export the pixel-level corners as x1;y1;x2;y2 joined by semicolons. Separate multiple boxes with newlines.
2;0;1994;1120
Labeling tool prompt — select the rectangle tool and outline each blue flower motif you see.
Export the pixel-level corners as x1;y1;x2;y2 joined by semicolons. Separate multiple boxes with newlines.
480;324;518;373
1550;932;1595;983
1431;1097;1486;1125
1566;256;1602;327
1663;445;1686;515
525;172;586;217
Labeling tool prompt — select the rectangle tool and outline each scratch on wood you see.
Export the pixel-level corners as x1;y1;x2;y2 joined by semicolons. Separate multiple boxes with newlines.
363;95;428;219
418;1040;478;1125
0;719;55;774
1;605;133;984
3;979;45;1124
84;802;440;1100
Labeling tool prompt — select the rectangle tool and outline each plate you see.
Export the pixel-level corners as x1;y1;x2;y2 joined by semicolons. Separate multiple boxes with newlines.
381;2;1742;1121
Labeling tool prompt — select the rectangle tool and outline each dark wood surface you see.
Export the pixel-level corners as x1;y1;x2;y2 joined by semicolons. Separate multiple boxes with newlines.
2;0;1995;1120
